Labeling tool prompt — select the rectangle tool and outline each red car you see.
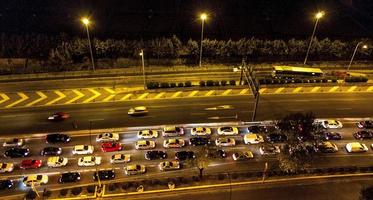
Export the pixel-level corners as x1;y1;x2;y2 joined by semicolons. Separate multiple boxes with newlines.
20;159;42;169
48;112;70;121
101;142;122;152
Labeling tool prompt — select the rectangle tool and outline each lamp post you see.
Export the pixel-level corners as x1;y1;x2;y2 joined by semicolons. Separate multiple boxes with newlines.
139;50;146;89
199;13;207;67
304;11;324;65
81;17;96;71
345;42;368;80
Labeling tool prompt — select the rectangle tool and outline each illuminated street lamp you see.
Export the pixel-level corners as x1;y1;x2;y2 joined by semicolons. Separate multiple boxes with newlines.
345;42;368;79
304;11;325;65
199;13;207;67
139;50;146;89
81;17;96;71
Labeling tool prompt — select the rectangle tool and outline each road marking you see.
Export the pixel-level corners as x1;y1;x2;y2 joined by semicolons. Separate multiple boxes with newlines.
45;90;66;105
66;89;85;104
367;86;373;92
205;90;215;96
83;88;101;103
25;91;47;107
5;92;29;108
103;87;116;94
188;90;199;97
274;87;285;93
121;94;133;100
239;89;249;95
137;93;149;100
221;89;232;96
259;88;267;94
328;86;339;92
0;93;10;105
103;94;116;102
310;86;320;93
154;92;165;99
171;91;182;98
190;112;206;116
347;86;357;92
292;87;302;93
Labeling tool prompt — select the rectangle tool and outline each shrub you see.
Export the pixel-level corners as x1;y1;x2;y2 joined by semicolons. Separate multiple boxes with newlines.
231;173;239;179
71;187;82;196
199;81;206;87
177;82;184;87
315;79;321;83
192;176;200;182
331;78;337;83
218;173;225;180
25;190;37;200
294;79;302;83
122;183;129;190
87;185;95;193
258;79;266;84
206;80;214;86
147;82;159;89
221;80;227;86
322;78;328;83
229;80;236;86
214;81;220;86
60;189;68;196
185;81;192;87
160;82;169;88
108;184;117;191
170;83;177;88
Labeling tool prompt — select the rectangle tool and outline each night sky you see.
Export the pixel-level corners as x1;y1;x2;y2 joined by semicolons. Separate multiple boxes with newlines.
1;0;373;40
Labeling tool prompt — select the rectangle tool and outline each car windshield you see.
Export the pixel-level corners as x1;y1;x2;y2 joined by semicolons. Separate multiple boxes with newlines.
36;175;42;180
1;164;6;168
58;158;64;162
84;146;89;150
222;127;232;131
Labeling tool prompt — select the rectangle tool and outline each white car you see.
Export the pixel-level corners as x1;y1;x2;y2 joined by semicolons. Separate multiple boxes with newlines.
137;130;158;139
321;120;343;129
163;138;185;148
244;134;264;144
217;127;239;135
159;160;180;171
215;138;236;147
78;156;102;167
162;126;184;137
191;127;212;136
3;138;24;147
232;151;254;161
346;142;368;153
96;133;119;142
47;156;68;168
135;140;156;150
128;106;148;115
124;164;146;175
23;175;48;187
110;154;131;164
0;163;14;173
72;145;94;155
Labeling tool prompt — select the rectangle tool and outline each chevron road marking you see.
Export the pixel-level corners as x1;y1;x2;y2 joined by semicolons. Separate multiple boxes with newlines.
239;89;249;95
103;88;116;94
347;86;357;92
310;87;320;93
188;90;199;97
137;93;149;100
83;89;101;103
205;90;215;96
66;90;85;104
292;87;302;93
171;91;182;98
0;93;10;105
274;87;285;93
45;90;66;105
25;91;47;107
221;89;232;96
328;86;339;92
367;86;373;92
154;92;166;99
259;88;267;94
121;94;133;101
5;92;29;108
102;88;116;102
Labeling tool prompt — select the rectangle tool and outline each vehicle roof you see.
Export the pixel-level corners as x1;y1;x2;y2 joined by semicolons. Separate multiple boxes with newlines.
273;66;323;74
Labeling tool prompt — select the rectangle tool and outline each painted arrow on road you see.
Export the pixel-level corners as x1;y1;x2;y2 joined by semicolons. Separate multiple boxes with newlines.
5;92;29;108
25;91;47;107
0;93;10;105
83;88;101;103
45;90;66;105
66;89;85;104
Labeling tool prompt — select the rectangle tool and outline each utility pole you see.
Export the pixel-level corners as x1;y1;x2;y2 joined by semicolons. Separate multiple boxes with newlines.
241;59;260;121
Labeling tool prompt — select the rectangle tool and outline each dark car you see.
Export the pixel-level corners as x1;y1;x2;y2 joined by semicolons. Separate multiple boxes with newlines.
206;149;226;158
175;151;195;160
357;121;373;129
247;125;268;133
93;170;115;181
4;148;30;158
353;131;373;140
189;137;210;146
322;132;342;140
46;133;71;144
0;180;13;190
58;172;81;183
41;147;62;156
266;133;287;143
145;150;167;160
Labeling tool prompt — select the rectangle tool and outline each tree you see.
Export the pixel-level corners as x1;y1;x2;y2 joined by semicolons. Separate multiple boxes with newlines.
185;146;211;179
360;186;373;200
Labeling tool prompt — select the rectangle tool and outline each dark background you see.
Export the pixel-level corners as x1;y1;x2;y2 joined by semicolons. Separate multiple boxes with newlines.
0;0;372;40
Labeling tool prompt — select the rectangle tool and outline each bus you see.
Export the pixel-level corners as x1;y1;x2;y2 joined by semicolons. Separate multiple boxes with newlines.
272;66;324;79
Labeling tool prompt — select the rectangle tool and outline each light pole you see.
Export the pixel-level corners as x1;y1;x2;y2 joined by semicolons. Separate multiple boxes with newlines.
199;13;207;67
304;11;325;65
81;17;96;71
346;42;367;74
139;50;146;89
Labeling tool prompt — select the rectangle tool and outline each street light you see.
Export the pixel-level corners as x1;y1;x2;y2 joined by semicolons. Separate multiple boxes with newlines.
304;11;325;65
81;17;96;71
345;42;368;79
139;50;146;89
199;13;207;67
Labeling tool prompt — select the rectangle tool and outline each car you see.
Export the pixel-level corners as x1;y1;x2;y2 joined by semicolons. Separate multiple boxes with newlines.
110;154;131;164
163;138;185;148
4;147;30;158
314;142;338;153
353;131;373;140
124;164;146;175
128;106;148;115
23;175;48;187
0;180;13;190
206;149;226;158
20;159;42;169
244;134;264;144
162;126;184;137
215;137;236;147
322;132;342;140
266;133;288;143
3;138;24;147
191;127;212;136
58;172;81;183
321;120;343;129
175;151;195;160
93;169;115;181
135;140;156;150
0;163;14;173
159;160;181;171
48;112;70;121
72;145;94;155
346;142;368;153
259;144;281;155
78;156;102;167
96;133;119;142
356;120;373;129
41;147;62;156
137;129;158;139
101;142;122;152
217;126;239;135
46;133;71;144
247;125;268;133
145;150;167;160
47;156;68;168
232;151;254;161
189;137;210;146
